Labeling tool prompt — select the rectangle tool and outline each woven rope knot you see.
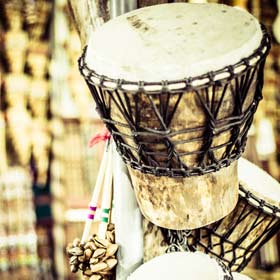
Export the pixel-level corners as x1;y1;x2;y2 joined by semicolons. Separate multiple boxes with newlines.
99;75;105;86
138;81;145;91
242;58;250;67
272;206;278;215
208;71;215;85
259;199;265;208
161;80;169;92
116;79;124;89
208;118;216;131
227;65;234;79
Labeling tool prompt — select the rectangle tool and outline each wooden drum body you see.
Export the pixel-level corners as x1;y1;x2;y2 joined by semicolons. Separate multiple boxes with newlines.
79;3;270;229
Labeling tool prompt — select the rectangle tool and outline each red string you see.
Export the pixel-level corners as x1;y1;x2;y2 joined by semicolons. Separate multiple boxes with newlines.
88;127;111;147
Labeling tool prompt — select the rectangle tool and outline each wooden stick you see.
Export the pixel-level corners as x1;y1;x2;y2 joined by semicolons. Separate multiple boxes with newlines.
81;139;110;243
98;142;113;239
67;0;110;46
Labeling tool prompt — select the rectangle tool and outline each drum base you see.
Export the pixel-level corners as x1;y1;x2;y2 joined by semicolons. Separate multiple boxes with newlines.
128;161;238;230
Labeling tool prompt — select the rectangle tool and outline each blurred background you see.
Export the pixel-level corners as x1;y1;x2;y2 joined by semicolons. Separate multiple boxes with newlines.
0;0;279;279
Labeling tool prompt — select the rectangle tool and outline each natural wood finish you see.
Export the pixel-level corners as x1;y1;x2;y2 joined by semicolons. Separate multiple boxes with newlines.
138;0;169;8
129;162;238;230
67;0;110;46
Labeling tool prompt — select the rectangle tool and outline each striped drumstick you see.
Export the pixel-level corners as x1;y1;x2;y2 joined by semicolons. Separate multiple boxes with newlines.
81;139;110;244
98;142;113;239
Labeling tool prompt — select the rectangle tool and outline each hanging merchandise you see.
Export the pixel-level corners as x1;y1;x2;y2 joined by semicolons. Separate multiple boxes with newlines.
4;21;28;73
6;107;32;167
0;168;39;279
0;1;54;279
4;73;29;108
29;78;49;119
1;0;53;179
31;119;51;185
24;0;52;40
66;135;119;280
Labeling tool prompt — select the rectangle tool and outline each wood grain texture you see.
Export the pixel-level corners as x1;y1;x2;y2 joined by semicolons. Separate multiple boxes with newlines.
67;0;110;46
129;161;238;230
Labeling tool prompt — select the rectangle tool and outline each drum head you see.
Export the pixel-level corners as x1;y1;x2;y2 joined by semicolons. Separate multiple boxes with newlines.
128;252;232;280
238;158;280;210
86;3;262;82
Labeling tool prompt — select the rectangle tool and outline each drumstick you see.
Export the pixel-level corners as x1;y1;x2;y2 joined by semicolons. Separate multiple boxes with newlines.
67;0;109;45
81;139;110;244
98;142;113;239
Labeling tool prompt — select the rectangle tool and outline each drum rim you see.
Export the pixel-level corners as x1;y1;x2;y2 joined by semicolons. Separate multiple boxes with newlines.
129;251;233;280
239;184;280;217
79;25;270;93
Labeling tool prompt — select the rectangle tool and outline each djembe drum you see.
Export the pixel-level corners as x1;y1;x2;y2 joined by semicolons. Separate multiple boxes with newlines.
79;3;270;229
128;252;233;280
163;158;280;272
